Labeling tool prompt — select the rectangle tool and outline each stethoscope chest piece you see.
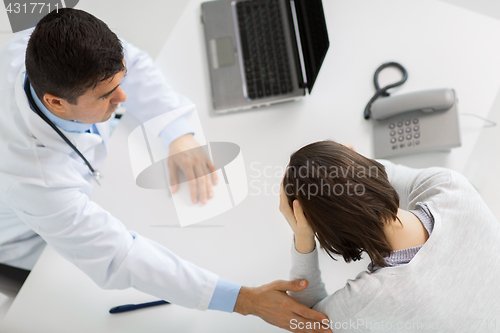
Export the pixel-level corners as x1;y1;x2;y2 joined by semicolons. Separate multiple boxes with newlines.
92;171;103;185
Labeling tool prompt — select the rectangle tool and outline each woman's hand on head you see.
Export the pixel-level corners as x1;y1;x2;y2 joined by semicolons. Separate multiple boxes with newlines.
279;183;316;254
341;143;356;151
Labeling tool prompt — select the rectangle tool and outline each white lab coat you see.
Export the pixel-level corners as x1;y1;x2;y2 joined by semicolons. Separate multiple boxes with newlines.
0;31;218;310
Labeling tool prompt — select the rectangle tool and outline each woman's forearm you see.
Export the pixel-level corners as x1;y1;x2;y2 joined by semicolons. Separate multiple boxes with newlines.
289;242;329;309
294;235;316;254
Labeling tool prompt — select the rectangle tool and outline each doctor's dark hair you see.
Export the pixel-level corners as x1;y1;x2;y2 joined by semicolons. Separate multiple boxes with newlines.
25;8;125;104
282;140;400;267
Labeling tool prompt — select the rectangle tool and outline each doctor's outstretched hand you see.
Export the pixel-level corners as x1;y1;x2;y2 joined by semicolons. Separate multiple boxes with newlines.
234;280;331;333
168;134;218;204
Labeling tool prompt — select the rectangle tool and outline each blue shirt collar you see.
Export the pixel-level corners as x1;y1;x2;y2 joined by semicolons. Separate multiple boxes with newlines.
24;75;93;133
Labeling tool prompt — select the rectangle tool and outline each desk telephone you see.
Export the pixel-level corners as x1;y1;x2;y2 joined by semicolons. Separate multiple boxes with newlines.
371;88;461;158
364;62;461;159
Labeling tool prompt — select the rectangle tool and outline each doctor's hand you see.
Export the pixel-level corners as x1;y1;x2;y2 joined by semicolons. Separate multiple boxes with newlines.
279;183;315;254
168;134;218;204
234;280;331;333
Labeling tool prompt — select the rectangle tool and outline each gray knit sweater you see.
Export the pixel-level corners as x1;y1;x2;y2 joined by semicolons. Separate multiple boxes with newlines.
370;202;434;271
289;160;500;332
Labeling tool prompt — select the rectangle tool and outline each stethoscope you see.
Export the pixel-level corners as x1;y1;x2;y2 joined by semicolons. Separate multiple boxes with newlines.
25;77;103;185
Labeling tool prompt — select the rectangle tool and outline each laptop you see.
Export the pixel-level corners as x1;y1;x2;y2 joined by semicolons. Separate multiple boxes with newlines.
201;0;329;113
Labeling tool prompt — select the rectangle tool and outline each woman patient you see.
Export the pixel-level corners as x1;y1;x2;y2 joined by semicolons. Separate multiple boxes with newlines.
279;140;500;332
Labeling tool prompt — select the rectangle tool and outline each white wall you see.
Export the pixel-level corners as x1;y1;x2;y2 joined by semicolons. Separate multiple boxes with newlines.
0;0;189;59
1;1;499;58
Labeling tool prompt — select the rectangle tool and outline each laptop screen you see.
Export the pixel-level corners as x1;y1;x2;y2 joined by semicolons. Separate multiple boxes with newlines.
291;0;329;93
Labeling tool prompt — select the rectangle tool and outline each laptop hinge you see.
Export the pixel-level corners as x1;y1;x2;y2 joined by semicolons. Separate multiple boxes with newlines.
289;0;308;90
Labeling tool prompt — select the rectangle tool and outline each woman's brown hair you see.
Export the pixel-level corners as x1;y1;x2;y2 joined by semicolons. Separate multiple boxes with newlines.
283;140;400;267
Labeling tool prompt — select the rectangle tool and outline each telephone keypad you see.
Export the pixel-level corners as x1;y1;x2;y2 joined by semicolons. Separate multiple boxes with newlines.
388;118;421;149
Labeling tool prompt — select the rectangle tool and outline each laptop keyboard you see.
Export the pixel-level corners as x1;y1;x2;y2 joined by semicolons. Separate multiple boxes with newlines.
236;0;294;100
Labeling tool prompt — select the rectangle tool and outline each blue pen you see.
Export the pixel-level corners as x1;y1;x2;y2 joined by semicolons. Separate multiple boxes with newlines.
109;300;170;314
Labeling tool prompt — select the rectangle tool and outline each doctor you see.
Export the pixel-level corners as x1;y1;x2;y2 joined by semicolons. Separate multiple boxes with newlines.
0;8;330;333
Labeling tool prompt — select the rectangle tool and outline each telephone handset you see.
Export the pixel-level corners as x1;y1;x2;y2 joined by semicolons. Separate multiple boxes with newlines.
371;88;455;120
371;88;461;158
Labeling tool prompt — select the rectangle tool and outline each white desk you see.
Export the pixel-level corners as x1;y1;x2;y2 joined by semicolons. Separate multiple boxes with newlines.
2;0;500;332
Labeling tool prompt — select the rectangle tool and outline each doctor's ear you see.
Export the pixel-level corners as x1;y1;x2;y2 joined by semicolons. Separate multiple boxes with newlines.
43;93;70;114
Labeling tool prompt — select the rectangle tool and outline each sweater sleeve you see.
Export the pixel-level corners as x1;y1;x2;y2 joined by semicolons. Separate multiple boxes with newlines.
288;240;364;332
288;239;329;308
377;159;451;210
